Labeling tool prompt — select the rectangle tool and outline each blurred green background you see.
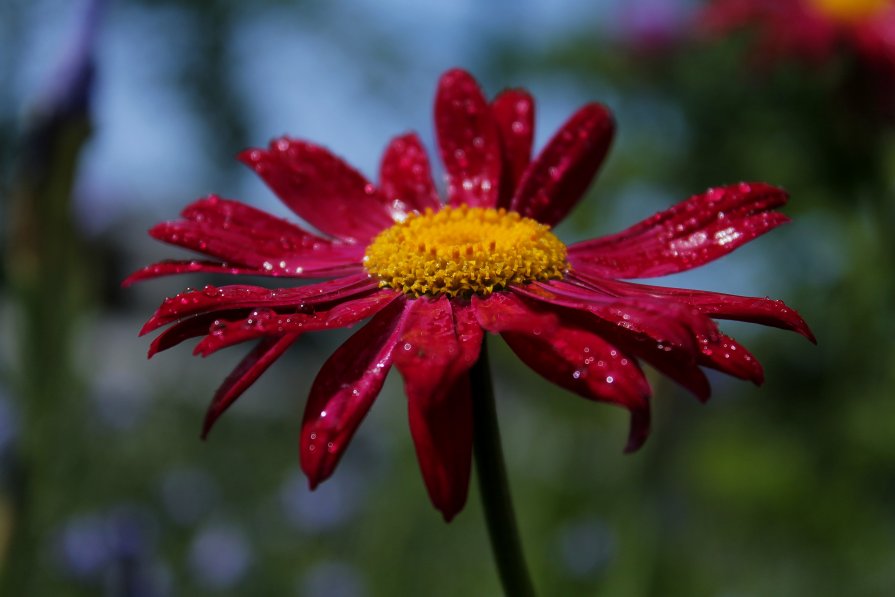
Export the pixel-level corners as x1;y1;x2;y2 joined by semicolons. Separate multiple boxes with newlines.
2;0;894;595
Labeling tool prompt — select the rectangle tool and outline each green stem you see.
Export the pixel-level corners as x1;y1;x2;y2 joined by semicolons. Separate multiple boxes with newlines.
470;337;536;597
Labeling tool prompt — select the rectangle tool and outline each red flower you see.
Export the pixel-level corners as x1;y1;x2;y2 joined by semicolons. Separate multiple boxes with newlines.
128;69;814;521
699;0;895;69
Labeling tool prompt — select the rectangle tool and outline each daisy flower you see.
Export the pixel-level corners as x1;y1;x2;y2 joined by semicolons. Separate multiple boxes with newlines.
128;69;813;522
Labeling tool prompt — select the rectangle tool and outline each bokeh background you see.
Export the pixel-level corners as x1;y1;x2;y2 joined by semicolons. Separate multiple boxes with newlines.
2;0;894;595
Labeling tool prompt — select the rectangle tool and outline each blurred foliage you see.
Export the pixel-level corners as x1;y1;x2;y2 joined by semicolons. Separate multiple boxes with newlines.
1;0;894;595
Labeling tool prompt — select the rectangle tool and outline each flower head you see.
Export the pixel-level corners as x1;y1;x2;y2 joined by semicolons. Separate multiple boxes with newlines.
128;69;814;521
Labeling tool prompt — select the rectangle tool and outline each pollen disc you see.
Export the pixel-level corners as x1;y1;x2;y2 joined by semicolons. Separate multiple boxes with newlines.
364;206;569;297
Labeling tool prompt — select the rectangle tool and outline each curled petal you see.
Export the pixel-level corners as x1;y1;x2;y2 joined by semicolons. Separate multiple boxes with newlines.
300;296;409;488
435;69;502;209
491;89;535;208
147;309;246;357
202;334;300;438
124;259;363;286
193;289;400;356
511;103;614;226
698;333;765;385
577;275;816;342
379;133;441;214
569;182;790;278
140;273;376;335
240;139;395;242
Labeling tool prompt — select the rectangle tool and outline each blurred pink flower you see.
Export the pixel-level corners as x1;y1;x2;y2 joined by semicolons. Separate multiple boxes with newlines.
699;0;895;69
129;69;813;521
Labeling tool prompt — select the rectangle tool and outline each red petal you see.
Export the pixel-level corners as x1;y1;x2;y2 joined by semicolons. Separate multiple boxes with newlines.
473;291;650;451
516;282;711;402
394;296;475;520
193;289;400;356
123;259;363;286
511;103;614;226
434;69;502;209
394;297;464;403
577;275;816;342
568;182;790;278
451;301;484;368
300;296;409;487
240;139;395;242
379;133;441;214
145;197;365;275
140;273;375;335
491;89;534;208
518;280;718;349
407;375;472;522
147;310;245;357
201;334;299;438
698;333;765;385
502;321;651;453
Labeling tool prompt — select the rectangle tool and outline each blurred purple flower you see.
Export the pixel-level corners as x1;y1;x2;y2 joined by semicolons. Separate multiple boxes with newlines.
188;523;253;590
300;561;368;597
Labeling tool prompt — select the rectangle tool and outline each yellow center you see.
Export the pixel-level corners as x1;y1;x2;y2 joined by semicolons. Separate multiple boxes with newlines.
364;206;568;297
808;0;890;22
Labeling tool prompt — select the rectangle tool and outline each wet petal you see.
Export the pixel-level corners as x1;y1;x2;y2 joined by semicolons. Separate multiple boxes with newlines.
471;291;561;336
517;282;712;402
501;313;652;452
193;289;400;356
123;259;363;286
394;297;463;403
519;280;718;349
451;301;484;367
379;133;441;214
201;334;300;438
435;69;502;209
145;197;365;276
394;296;474;521
239;139;395;242
140;273;376;335
491;89;534;208
578;276;815;342
569;182;790;278
300;297;409;488
511;103;614;226
147;310;246;357
698;333;765;385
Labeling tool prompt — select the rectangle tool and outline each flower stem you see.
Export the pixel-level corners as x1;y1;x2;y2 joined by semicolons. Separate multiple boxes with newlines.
470;337;536;597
